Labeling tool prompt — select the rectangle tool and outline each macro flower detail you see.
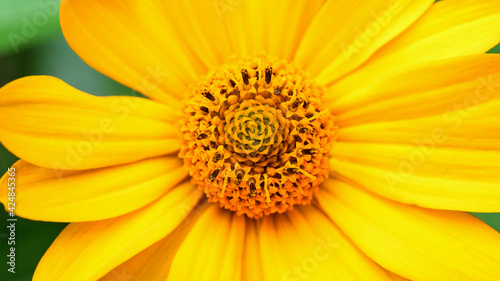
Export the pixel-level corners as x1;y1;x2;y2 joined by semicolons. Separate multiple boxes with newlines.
0;0;499;280
179;57;335;218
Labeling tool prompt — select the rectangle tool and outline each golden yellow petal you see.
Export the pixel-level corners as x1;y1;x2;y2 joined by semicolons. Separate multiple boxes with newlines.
331;142;500;212
329;54;500;126
331;0;500;99
0;76;181;169
33;182;202;281
295;0;433;84
318;179;500;280
99;202;210;281
0;157;187;222
60;0;206;103
167;205;246;281
258;205;391;281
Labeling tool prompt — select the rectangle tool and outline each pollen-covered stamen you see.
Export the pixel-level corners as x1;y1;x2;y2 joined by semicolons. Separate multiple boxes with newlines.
179;56;336;218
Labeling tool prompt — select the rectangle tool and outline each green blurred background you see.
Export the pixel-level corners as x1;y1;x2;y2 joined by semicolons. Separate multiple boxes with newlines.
0;1;499;280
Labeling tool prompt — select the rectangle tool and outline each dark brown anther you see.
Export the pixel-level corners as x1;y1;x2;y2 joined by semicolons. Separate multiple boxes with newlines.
195;131;209;140
265;67;273;84
229;79;236;87
235;169;245;185
300;148;319;155
288;90;294;97
291;98;304;110
209;169;220;182
249;179;257;197
255;71;259;81
200;106;209;113
285;167;300;175
212;152;223;163
248;178;256;194
201;89;215;101
298;126;313;134
220;88;227;95
241;69;250;85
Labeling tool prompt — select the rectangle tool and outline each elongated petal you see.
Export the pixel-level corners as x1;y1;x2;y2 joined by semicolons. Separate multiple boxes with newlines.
330;0;500;99
258;205;391;281
33;182;202;281
331;142;500;212
0;76;181;170
99;202;209;281
329;54;500;126
0;157;187;222
318;179;500;280
295;0;433;84
60;0;206;103
167;205;246;281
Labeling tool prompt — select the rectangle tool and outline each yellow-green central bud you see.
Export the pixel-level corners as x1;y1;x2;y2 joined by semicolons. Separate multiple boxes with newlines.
179;56;336;218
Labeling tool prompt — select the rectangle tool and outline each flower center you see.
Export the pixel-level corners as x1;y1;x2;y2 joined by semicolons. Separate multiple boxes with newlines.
179;57;336;218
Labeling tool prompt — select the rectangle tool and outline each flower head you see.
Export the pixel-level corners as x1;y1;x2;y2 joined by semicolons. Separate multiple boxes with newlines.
1;0;500;280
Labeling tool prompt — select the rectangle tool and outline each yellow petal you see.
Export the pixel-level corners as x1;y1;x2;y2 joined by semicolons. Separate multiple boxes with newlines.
258;0;324;61
99;202;209;281
177;0;324;62
295;0;433;84
318;179;500;281
33;182;202;281
167;204;246;281
329;54;500;127
0;157;187;222
0;76;181;169
331;141;500;212
258;205;391;281
386;271;410;281
339;98;500;151
330;0;500;99
242;219;265;281
60;0;206;103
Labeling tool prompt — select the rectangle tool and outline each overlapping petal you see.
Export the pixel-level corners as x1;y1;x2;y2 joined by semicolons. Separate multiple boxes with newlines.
59;0;326;103
33;182;202;281
242;220;265;281
329;54;500;212
0;76;181;170
295;0;433;84
60;0;206;103
182;0;325;62
258;205;391;281
99;203;209;281
330;0;500;99
318;179;500;280
167;205;246;281
329;54;500;126
0;157;187;222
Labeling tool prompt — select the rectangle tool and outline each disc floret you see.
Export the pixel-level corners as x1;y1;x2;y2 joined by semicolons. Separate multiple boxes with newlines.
179;57;335;218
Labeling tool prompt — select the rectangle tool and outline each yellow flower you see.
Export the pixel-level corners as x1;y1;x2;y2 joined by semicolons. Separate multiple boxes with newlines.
1;0;500;280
